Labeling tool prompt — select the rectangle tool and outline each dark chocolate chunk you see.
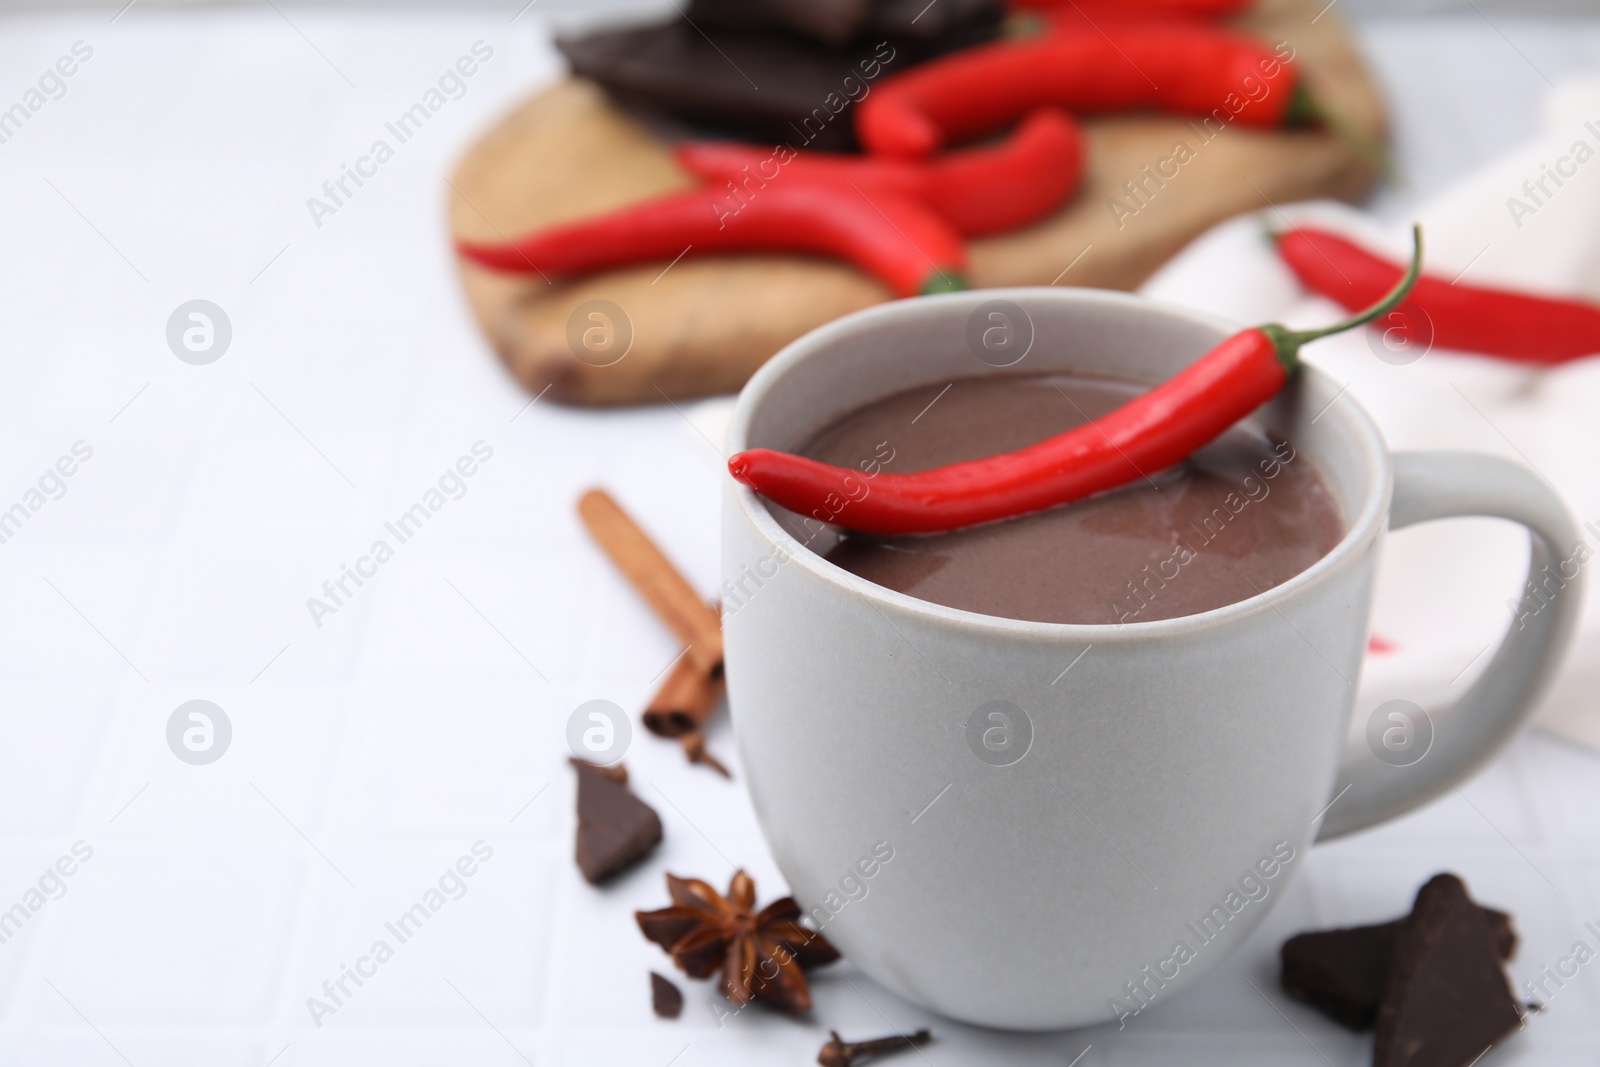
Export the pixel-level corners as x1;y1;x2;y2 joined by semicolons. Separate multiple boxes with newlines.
687;0;1001;46
558;23;893;151
1374;874;1523;1067
571;758;662;884
650;971;684;1018
557;17;999;152
868;0;1002;40
1483;906;1516;961
1281;906;1516;1031
1283;921;1405;1032
688;0;873;47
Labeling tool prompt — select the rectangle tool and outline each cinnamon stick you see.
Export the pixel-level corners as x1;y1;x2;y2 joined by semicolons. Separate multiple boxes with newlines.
578;488;723;676
644;651;725;738
649;644;732;776
578;487;732;776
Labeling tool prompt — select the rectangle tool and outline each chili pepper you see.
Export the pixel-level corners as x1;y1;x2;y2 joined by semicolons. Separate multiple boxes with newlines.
1276;225;1600;364
674;108;1084;238
856;24;1303;158
729;227;1423;536
456;182;968;298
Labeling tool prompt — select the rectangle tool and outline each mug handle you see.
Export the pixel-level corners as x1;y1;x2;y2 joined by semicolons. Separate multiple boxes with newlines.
1316;451;1584;841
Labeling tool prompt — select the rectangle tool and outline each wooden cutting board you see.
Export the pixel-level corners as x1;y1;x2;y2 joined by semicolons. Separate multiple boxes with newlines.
449;0;1384;406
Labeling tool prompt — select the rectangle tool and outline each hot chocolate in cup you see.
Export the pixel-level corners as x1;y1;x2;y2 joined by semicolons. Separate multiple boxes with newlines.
801;371;1346;626
722;288;1582;1031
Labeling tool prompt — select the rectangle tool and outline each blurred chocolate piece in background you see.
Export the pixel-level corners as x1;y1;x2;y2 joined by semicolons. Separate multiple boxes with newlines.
686;0;872;47
867;0;1004;40
556;3;1001;151
686;0;1001;46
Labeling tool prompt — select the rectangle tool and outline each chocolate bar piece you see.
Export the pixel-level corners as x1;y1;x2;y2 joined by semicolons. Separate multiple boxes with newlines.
687;0;1002;46
869;0;1003;39
557;17;997;152
687;0;873;47
1375;874;1523;1067
1281;905;1516;1031
571;759;662;884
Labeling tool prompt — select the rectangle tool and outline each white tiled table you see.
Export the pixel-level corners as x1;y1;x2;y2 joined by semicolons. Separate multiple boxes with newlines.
0;9;1597;1065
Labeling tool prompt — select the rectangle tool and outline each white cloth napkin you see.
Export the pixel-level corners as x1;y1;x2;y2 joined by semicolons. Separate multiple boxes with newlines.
1140;77;1600;752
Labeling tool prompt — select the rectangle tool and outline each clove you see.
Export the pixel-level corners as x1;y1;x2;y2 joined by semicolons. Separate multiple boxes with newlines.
817;1028;931;1067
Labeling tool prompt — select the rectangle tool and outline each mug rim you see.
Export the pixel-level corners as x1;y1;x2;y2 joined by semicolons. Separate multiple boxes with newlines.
726;286;1393;640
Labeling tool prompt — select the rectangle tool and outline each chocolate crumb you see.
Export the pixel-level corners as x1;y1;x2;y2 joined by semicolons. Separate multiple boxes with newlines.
650;971;683;1018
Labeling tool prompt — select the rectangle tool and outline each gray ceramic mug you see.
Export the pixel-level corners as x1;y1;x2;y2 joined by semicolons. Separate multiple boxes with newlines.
721;288;1582;1031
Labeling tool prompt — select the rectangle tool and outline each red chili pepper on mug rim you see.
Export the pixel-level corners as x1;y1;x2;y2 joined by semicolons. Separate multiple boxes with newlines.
728;226;1425;536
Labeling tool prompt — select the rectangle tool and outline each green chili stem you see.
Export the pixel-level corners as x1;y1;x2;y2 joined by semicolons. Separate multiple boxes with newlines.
1264;223;1423;371
921;272;970;295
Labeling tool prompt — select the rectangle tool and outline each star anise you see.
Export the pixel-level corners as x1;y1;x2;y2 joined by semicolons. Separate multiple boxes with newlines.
635;869;840;1014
